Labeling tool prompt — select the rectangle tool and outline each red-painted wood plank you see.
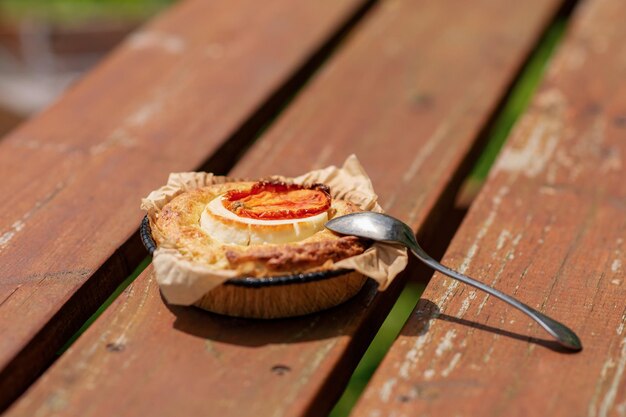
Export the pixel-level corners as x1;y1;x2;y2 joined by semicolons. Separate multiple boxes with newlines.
5;1;566;416
0;0;374;409
351;0;626;415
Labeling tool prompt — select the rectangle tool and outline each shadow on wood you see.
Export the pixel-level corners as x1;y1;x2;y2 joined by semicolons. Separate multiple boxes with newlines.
402;299;573;353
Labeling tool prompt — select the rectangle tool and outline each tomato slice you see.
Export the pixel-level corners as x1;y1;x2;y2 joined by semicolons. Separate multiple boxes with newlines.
222;181;331;220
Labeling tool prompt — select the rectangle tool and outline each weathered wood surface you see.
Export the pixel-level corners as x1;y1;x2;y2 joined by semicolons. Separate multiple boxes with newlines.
351;0;626;416
0;0;375;409
5;1;566;416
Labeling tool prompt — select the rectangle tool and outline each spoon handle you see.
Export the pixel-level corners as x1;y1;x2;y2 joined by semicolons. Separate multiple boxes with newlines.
405;237;582;351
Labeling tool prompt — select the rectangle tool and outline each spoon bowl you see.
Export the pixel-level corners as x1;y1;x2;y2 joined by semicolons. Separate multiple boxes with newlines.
326;212;582;351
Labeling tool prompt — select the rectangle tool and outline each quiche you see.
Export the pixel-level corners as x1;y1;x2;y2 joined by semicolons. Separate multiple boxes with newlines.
151;179;368;278
142;156;407;318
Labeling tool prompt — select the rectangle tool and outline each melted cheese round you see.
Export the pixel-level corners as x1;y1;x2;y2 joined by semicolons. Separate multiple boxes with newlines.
200;195;328;245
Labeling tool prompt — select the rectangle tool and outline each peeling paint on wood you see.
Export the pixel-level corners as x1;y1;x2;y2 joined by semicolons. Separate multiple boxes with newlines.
494;120;560;178
0;181;65;253
128;31;186;54
352;0;626;415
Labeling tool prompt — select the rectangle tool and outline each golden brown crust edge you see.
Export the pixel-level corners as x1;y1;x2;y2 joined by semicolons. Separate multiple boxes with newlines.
225;236;366;276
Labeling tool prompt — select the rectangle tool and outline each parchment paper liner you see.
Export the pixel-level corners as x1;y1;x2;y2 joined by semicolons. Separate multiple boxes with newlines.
141;155;408;307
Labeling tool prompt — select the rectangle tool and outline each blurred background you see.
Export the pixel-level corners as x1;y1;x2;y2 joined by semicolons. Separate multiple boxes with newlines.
0;0;175;136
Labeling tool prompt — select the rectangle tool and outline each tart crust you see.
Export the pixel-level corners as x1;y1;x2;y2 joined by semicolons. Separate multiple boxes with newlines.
152;181;366;277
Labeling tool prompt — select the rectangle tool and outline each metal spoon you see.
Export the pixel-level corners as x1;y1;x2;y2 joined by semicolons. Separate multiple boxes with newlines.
326;212;582;351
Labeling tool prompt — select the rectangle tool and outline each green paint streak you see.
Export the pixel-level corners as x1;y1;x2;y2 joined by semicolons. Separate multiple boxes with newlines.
57;256;151;354
329;282;424;417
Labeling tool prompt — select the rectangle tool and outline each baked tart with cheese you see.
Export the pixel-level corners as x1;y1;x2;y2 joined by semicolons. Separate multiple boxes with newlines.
141;156;408;318
153;180;367;277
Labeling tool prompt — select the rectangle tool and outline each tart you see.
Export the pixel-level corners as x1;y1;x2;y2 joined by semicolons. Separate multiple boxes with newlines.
152;180;367;277
141;156;408;319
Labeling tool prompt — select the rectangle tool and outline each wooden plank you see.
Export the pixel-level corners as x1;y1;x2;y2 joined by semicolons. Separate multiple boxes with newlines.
350;0;626;415
0;106;22;137
0;0;376;409
5;1;567;416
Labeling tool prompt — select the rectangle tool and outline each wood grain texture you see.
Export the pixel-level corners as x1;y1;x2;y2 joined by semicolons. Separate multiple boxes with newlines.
351;0;626;416
5;1;566;416
0;0;374;409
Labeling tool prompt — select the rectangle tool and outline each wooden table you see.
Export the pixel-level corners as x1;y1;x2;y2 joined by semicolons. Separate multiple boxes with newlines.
1;0;624;416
